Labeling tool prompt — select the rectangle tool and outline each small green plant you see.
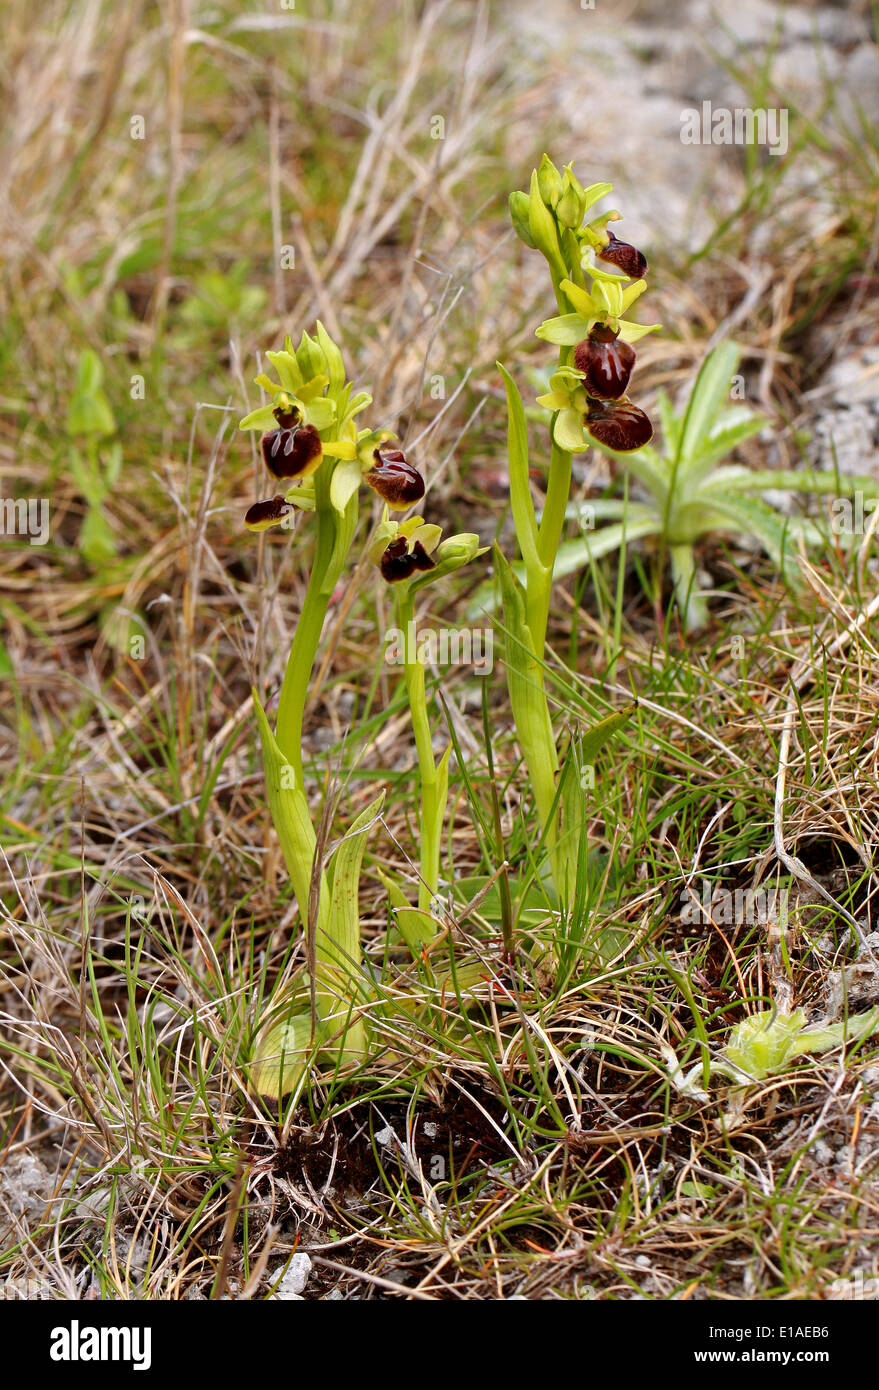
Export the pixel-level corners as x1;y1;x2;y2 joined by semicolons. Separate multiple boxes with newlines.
548;339;877;630
66;349;145;653
666;1005;879;1100
67;348;121;569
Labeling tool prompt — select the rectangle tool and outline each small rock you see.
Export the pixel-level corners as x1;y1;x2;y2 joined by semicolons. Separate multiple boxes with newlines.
0;1153;54;1224
840;45;879;127
811;404;879;477
270;1254;312;1300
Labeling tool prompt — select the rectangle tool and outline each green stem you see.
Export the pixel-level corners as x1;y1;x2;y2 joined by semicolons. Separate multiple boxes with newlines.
275;467;335;779
532;439;572;649
522;431;573;895
397;589;444;913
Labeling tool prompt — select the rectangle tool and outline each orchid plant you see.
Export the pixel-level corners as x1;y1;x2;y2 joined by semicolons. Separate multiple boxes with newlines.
497;157;651;901
239;325;480;1097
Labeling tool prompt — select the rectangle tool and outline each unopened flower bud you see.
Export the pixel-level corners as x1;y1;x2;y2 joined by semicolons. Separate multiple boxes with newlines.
555;171;585;230
509;190;537;249
537;154;563;208
434;533;481;567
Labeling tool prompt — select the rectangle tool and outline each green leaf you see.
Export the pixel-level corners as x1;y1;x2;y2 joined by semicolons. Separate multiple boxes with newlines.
578;702;638;763
329;457;361;516
249;1004;327;1100
325;792;385;986
720;469;879;496
691;493;793;572
67;349;115;438
450;873;552;928
0;633;13;679
99;604;145;655
79;507;117;566
586;444;668;506
655;388;680;457
527;170;562;267
581;181;613;214
252;690;324;930
497;363;541;573
377;868;437;953
669;541;708;631
723;1006;879;1081
70;449;104;508
677;341;741;476
551;517;659;577
688;413;766;477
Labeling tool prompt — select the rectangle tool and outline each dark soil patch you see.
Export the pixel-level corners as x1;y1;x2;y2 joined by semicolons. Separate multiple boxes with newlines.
274;1084;512;1193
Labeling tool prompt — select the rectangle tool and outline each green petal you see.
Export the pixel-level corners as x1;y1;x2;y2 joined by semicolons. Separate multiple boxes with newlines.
617;319;662;343
265;349;303;392
238;403;278;432
315;320;346;393
553;408;586;454
620;278;648;312
580;261;632;284
303;398;335;431
536;391;571;411
581;181;613;214
329;457;362;515
297;373;330;403
559;278;596;315
535;314;591;346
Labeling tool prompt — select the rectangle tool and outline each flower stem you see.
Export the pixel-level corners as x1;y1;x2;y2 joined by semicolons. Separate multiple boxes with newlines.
397;589;444;913
275;467;335;778
521;433;573;894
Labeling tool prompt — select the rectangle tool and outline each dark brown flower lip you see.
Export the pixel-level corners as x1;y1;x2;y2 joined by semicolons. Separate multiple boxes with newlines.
365;447;426;509
596;230;648;280
583;396;653;452
573;328;636;400
244;495;293;531
379;536;436;583
261;422;322;479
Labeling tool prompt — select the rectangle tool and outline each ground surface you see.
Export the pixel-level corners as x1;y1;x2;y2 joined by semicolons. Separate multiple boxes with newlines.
2;0;879;1300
